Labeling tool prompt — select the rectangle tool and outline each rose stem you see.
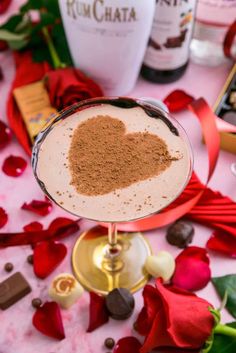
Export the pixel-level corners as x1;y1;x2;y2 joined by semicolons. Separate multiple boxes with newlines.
214;324;236;337
42;27;65;69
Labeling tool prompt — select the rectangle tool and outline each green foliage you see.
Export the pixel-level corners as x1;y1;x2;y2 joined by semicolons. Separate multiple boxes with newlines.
208;322;236;353
0;0;72;67
212;275;236;319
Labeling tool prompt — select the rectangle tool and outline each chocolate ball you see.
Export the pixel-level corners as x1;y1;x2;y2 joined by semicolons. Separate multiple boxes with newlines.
4;262;13;272
104;337;115;349
105;288;135;320
32;298;42;308
27;254;34;265
166;220;194;248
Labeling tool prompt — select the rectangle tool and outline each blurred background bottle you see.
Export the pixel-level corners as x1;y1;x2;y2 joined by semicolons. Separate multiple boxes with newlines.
141;0;197;84
59;0;156;95
190;0;236;66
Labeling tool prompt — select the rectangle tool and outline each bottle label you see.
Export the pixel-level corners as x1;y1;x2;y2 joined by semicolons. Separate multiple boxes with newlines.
144;0;196;71
59;0;156;95
196;0;236;26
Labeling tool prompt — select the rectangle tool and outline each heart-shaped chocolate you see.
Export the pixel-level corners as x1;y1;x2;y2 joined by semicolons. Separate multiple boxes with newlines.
32;301;65;340
145;251;175;281
33;241;67;279
69;115;174;196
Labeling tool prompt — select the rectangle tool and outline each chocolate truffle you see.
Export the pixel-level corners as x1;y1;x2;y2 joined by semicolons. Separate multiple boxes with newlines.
105;288;135;320
166;220;194;248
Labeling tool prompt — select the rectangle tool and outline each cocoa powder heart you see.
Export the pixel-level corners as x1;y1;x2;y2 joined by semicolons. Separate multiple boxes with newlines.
69;115;174;196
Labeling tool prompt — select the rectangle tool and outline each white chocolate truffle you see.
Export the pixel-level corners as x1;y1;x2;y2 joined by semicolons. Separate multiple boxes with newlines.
145;251;175;281
48;273;84;309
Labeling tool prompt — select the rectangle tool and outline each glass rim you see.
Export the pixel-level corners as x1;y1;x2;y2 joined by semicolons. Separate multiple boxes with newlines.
32;96;194;223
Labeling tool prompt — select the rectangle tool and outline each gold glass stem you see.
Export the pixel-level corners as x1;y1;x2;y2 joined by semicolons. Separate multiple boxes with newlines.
108;223;118;247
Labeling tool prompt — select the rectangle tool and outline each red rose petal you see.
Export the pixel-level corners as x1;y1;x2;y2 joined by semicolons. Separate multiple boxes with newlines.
0;0;12;14
0;121;13;149
163;90;194;113
0;207;8;229
114;337;142;353
0;218;79;248
21;199;52;216
33;241;67;279
172;246;211;291
32;301;65;340
207;230;236;258
87;292;109;332
23;221;43;232
2;155;27;177
135;284;161;336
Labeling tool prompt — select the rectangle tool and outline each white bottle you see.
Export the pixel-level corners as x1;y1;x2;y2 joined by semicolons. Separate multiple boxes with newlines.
190;0;236;66
59;0;156;95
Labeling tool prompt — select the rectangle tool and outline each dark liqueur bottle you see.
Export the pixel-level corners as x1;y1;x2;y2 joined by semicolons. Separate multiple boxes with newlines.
141;0;197;84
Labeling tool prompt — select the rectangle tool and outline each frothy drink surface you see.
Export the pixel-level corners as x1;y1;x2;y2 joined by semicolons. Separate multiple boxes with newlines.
36;104;191;222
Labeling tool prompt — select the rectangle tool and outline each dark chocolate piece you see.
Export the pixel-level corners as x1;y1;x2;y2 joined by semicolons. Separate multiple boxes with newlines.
32;297;42;308
0;272;31;310
166;220;194;248
27;254;34;265
104;338;115;349
105;288;135;320
4;263;13;272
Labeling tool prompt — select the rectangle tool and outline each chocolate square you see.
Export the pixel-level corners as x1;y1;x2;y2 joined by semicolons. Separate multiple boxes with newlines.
0;272;31;310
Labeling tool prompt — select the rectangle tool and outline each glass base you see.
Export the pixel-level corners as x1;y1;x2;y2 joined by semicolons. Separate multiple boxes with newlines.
71;226;152;295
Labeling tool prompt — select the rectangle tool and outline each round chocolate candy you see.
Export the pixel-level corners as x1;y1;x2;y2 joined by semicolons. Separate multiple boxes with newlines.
4;262;13;272
105;288;135;320
104;337;115;349
27;254;34;265
32;298;42;308
166;220;194;248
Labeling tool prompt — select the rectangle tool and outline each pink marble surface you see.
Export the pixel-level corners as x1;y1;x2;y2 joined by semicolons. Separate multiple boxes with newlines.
0;2;236;353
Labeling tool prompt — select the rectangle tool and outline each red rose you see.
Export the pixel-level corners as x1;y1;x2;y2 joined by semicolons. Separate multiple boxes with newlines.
135;279;214;353
45;67;103;111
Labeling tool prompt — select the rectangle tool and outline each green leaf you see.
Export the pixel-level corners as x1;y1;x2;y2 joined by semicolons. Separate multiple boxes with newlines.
42;0;61;17
0;29;27;41
52;24;73;67
212;275;236;318
8;38;29;50
20;0;43;13
0;14;24;31
208;322;236;353
32;46;53;66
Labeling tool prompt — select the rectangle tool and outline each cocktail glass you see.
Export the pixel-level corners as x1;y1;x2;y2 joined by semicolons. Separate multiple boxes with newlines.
32;97;193;295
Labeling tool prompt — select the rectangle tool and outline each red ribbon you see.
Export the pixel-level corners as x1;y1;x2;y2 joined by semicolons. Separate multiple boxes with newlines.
113;98;230;232
223;20;236;60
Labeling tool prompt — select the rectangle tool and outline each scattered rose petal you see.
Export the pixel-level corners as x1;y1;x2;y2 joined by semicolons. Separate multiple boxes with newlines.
172;246;211;291
0;218;79;248
0;0;12;14
0;121;12;150
163;90;194;113
87;292;109;332
2;155;27;177
113;337;142;353
23;221;43;232
32;301;65;340
0;207;8;229
136;279;214;353
33;241;67;279
21;199;52;216
207;231;236;258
